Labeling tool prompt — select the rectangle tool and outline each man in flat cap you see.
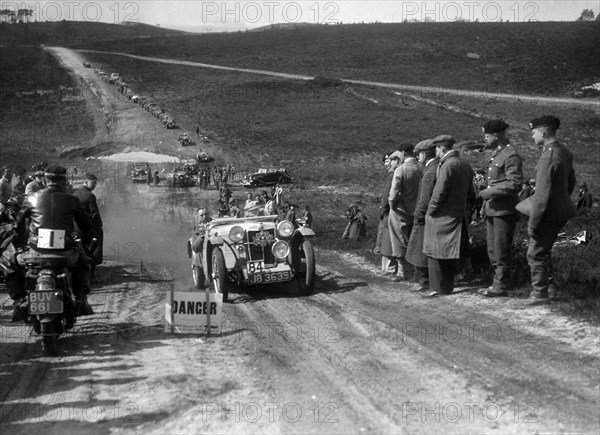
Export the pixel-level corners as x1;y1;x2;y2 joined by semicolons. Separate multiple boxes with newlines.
478;119;523;297
406;139;438;291
74;173;104;280
526;115;576;304
25;171;46;197
388;142;422;282
422;135;475;297
6;165;95;320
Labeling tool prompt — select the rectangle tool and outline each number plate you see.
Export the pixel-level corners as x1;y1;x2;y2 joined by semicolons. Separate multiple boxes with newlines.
28;291;63;315
37;228;65;249
248;270;291;284
246;261;265;274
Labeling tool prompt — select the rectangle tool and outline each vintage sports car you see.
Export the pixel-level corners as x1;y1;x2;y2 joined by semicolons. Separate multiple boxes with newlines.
242;168;292;188
178;133;192;146
131;162;150;183
187;215;315;301
167;169;196;187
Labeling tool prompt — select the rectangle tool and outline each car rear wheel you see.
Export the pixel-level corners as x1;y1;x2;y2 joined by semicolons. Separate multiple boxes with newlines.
211;248;229;302
297;239;315;295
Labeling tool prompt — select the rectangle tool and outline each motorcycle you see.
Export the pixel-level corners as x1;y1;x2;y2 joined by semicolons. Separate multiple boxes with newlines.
20;236;96;356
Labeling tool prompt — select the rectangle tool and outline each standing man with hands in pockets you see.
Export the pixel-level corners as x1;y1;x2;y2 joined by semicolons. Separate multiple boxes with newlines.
478;119;523;298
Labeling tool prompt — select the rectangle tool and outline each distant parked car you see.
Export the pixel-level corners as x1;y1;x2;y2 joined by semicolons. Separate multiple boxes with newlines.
243;168;292;188
167;169;195;187
131;162;150;183
82;61;91;68
109;73;120;84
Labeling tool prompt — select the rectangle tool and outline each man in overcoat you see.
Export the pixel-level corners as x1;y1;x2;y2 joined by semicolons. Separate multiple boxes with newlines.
406;139;438;292
74;173;104;280
423;135;475;297
479;119;523;297
388;143;422;282
526;116;576;304
375;152;399;274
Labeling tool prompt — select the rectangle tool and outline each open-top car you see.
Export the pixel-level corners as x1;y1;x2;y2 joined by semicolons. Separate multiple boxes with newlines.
167;169;196;187
178;133;192;146
131;162;150;183
242;168;292;188
187;215;315;302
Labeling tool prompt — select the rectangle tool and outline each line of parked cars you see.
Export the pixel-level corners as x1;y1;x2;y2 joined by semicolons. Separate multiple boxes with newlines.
91;65;177;128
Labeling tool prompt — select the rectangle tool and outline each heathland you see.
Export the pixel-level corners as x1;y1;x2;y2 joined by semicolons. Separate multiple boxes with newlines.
1;21;599;317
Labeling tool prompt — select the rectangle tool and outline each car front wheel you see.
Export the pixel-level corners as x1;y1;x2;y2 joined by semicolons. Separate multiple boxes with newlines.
297;239;315;295
211;248;229;302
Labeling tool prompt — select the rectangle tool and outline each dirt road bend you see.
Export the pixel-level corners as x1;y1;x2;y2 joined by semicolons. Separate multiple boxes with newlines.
0;47;598;434
75;48;600;110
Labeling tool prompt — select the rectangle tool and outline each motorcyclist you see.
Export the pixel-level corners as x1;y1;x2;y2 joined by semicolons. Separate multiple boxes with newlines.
6;165;95;321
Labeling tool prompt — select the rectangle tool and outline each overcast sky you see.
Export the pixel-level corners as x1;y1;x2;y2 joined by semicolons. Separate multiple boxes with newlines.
10;1;600;32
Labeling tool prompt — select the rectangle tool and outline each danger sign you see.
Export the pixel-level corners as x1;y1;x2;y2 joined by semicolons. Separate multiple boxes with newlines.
165;291;223;334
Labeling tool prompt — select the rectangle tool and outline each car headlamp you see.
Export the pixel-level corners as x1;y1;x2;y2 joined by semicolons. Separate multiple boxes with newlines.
277;220;294;238
272;240;289;259
229;226;245;243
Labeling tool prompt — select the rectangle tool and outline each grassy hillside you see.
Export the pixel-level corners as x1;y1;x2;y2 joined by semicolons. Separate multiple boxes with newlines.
0;47;95;164
0;21;184;46
72;21;600;96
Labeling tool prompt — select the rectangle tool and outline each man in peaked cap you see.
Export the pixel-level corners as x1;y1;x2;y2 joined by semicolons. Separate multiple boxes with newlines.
478;119;523;297
526;115;576;304
422;135;475;298
406;139;438;292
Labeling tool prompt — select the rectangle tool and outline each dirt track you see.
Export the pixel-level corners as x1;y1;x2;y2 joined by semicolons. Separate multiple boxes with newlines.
0;48;599;434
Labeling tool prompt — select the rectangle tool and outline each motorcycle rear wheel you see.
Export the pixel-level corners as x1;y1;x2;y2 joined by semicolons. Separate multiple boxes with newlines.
41;322;59;356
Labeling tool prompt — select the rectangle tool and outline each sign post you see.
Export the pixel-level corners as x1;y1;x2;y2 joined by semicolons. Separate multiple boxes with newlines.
165;291;223;334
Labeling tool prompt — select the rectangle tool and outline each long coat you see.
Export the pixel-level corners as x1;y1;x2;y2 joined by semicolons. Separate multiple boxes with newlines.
406;157;439;267
74;185;104;265
388;158;421;257
529;140;576;229
380;169;395;258
423;151;475;260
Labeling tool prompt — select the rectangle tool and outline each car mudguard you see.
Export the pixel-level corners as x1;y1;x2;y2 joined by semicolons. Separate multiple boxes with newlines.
208;235;224;246
294;227;315;238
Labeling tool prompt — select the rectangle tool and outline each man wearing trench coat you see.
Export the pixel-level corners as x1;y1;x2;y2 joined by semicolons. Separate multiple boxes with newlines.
388;143;422;281
406;139;438;292
423;135;475;297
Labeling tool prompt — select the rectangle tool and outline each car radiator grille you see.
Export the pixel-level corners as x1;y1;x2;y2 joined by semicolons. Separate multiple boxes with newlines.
246;230;276;265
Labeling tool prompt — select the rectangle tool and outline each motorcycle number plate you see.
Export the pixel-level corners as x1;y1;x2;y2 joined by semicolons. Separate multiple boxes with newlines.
37;229;66;250
28;291;64;315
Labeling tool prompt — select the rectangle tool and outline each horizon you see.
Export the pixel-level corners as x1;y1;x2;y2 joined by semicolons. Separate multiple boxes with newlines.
1;1;599;33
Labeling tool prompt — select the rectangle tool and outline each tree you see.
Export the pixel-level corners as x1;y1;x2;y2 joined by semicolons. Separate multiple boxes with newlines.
0;9;16;23
576;9;595;21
